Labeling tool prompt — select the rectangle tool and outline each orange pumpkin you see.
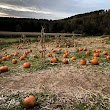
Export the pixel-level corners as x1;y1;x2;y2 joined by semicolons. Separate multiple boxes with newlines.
71;56;76;61
55;57;58;61
22;54;27;58
14;52;19;56
83;47;87;51
97;49;101;53
94;53;99;57
50;58;57;63
0;66;8;73
20;56;25;60
93;56;98;59
106;55;110;60
80;59;86;65
63;54;68;58
23;95;36;109
2;48;6;51
95;50;99;53
64;50;69;54
3;51;7;55
24;51;29;55
12;59;17;64
23;62;31;68
62;59;68;64
103;51;108;55
6;55;11;59
91;59;98;65
29;95;36;104
92;49;96;53
2;57;7;61
79;47;83;51
46;53;52;57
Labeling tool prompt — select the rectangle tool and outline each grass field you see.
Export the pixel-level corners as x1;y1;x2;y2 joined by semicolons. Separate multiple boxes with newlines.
0;34;110;110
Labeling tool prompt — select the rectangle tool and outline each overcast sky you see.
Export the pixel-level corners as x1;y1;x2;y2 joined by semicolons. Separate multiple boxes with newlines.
0;0;109;20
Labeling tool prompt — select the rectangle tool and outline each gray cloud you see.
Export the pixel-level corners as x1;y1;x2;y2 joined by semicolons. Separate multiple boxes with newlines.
0;0;110;20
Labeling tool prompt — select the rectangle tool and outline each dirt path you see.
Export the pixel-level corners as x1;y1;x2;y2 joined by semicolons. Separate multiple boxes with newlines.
0;64;110;99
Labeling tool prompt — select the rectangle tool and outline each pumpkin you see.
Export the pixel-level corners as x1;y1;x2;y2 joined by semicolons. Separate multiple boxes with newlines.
71;56;76;61
25;51;29;55
93;56;98;59
12;59;17;64
22;54;27;58
20;56;25;60
83;47;87;51
92;49;96;53
23;62;31;68
80;59;86;65
79;47;83;51
97;49;101;53
23;95;36;109
6;55;11;59
103;51;108;55
93;53;99;57
55;57;58;61
95;50;99;53
91;59;98;65
62;59;68;64
0;66;8;73
50;58;57;63
64;50;69;54
63;54;68;58
29;95;36;104
3;51;7;55
2;48;6;51
46;53;52;57
106;55;110;60
2;57;7;61
14;52;19;56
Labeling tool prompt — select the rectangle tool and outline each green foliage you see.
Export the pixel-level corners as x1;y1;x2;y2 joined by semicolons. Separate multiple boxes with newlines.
0;10;110;35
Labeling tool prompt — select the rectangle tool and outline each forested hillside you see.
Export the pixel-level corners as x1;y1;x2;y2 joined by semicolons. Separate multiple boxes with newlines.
0;9;110;35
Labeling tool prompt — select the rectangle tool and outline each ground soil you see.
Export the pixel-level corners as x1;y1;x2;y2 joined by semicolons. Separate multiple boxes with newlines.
0;63;110;99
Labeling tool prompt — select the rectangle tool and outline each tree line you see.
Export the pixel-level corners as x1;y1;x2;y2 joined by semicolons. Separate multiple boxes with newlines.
0;9;110;35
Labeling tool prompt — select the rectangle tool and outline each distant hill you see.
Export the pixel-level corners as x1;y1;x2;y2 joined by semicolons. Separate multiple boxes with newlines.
0;9;110;35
